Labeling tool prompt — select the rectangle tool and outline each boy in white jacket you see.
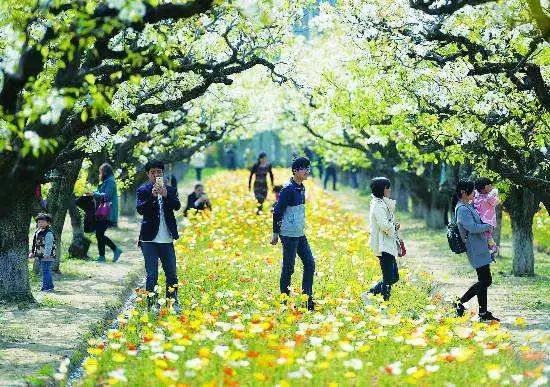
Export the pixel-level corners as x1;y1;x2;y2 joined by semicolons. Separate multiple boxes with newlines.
364;177;400;301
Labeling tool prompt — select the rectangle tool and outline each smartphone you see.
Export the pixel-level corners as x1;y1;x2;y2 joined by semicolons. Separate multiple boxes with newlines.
155;176;164;187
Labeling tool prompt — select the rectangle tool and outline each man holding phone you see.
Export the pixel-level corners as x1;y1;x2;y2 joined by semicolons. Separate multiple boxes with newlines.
184;183;212;216
136;160;181;313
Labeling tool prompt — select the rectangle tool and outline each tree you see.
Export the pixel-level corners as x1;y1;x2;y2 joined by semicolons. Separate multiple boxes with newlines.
0;0;305;301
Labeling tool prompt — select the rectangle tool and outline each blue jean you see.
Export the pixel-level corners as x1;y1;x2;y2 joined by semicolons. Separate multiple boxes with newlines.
41;260;54;290
370;252;399;300
280;236;315;302
140;242;178;300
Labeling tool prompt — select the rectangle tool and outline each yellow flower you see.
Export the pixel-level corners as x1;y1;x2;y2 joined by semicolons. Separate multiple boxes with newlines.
254;373;267;381
112;352;126;363
83;357;98;375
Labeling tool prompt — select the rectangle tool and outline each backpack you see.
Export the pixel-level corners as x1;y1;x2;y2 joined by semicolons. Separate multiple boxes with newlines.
447;205;467;254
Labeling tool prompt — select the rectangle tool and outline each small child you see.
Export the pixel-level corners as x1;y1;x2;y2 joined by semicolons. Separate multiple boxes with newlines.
473;178;499;258
29;213;56;292
271;185;283;213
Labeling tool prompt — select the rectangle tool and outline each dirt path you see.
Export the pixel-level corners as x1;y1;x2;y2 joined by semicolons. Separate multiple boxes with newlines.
0;216;146;386
328;187;549;352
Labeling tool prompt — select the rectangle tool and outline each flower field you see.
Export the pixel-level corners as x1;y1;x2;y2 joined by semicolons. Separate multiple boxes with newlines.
68;171;546;386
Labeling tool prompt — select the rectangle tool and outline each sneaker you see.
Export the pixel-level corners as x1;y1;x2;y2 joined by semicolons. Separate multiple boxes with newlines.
361;291;373;306
113;248;122;263
479;311;500;322
172;302;181;314
453;300;466;317
307;299;315;311
97;255;106;262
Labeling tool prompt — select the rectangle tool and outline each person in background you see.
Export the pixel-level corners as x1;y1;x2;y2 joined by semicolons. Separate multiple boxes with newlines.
184;183;212;216
92;163;122;263
190;151;206;181
29;213;56;292
136;160;182;313
249;152;274;214
324;162;337;190
453;179;499;322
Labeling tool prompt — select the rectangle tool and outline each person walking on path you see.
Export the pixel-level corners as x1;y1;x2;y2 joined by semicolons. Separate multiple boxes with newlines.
363;177;400;302
190;151;206;181
249;152;274;214
29;213;57;292
453;179;500;322
136;160;181;312
92;163;122;263
270;157;315;311
324;162;337;190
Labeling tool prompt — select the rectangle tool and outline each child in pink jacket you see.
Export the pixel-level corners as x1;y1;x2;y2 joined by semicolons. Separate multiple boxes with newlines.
473;178;499;257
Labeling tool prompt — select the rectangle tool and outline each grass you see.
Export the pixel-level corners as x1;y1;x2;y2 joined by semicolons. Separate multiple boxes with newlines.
64;170;545;386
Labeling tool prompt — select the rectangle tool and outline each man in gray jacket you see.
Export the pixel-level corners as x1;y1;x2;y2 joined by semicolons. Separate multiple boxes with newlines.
453;179;500;322
270;157;315;311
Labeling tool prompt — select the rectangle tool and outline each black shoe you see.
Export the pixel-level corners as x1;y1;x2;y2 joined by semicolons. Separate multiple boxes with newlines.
307;300;315;311
453;300;466;317
479;311;500;322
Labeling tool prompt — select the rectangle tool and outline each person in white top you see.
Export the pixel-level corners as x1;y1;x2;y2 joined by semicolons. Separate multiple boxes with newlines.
363;177;401;302
190;151;206;181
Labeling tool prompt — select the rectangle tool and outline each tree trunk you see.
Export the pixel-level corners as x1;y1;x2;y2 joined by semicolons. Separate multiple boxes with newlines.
394;174;409;213
425;189;446;229
120;190;137;216
67;194;91;259
411;195;426;219
0;189;34;302
506;186;539;277
493;205;503;247
46;160;83;273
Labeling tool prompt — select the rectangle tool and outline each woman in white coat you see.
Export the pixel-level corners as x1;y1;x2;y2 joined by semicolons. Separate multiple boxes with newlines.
364;177;400;301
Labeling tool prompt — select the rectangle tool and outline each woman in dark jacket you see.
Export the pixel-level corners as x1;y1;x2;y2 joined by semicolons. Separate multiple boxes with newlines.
93;163;122;263
453;179;499;322
248;152;274;214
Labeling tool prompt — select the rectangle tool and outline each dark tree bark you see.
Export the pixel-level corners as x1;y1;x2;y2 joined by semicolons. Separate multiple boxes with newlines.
0;185;35;302
120;190;138;217
46;160;83;272
505;185;539;276
394;174;410;212
67;194;91;259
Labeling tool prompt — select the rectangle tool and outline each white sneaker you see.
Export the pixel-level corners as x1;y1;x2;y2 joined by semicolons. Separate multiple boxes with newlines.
361;291;373;306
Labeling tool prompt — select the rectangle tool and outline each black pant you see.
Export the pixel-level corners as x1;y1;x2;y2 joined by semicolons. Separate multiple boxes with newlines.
96;220;117;256
460;264;492;312
324;168;337;190
195;168;202;181
370;252;399;300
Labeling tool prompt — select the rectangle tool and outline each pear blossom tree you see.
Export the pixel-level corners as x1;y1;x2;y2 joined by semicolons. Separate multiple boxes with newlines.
0;0;306;301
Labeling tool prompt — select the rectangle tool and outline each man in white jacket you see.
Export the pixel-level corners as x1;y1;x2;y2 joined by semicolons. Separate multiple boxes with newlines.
364;177;400;302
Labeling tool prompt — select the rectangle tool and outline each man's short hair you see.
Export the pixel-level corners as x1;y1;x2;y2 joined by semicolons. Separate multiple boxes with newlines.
144;159;164;172
194;184;204;190
291;156;310;172
456;179;475;198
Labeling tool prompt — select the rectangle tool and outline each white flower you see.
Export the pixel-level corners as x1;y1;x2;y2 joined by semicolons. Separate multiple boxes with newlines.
213;345;229;358
185;358;203;370
426;364;440;373
108;368;127;382
287;367;312;379
540;146;547;155
24;131;41;151
460;130;478;145
344;358;363;370
118;0;146;22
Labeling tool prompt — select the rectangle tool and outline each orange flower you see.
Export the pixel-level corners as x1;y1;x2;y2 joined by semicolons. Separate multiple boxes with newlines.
223;367;235;377
247;351;260;358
